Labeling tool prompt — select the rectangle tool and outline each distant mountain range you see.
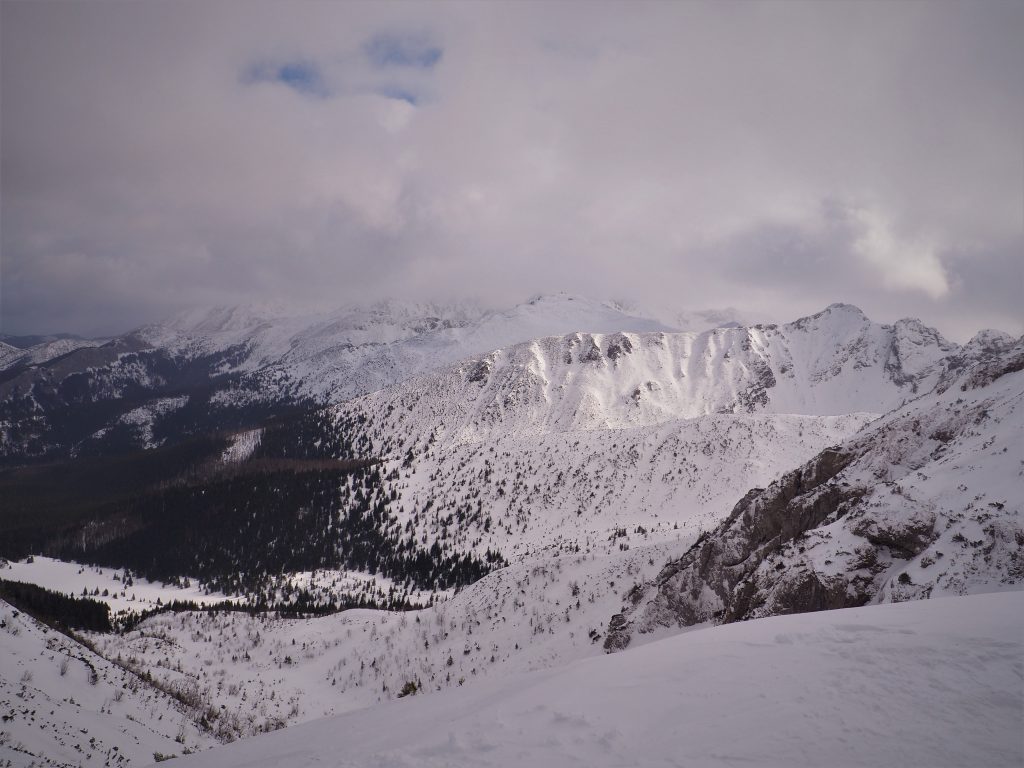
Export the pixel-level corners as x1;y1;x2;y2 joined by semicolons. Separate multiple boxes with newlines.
0;295;974;462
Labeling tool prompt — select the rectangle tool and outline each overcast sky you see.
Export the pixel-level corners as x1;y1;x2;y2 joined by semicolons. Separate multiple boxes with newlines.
2;0;1021;341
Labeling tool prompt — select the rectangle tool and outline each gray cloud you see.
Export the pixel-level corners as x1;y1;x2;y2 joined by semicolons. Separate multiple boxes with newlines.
2;0;1021;341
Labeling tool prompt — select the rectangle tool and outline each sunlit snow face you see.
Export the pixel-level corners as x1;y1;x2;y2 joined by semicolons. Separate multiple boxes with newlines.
2;1;1021;339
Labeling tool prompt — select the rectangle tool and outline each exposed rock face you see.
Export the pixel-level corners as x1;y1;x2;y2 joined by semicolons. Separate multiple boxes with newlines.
579;335;604;364
604;614;630;652
606;337;1024;651
604;448;865;650
605;333;633;362
958;343;1024;391
885;318;959;390
466;358;493;385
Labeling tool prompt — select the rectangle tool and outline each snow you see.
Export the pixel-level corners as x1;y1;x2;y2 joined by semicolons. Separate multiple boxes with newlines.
0;342;27;370
116;396;190;448
757;343;1024;607
1;558;241;618
0;600;218;767
615;336;1024;640
169;591;1024;768
85;543;686;739
336;308;955;448
372;412;875;561
134;294;677;404
0;337;107;371
220;428;262;463
322;303;962;565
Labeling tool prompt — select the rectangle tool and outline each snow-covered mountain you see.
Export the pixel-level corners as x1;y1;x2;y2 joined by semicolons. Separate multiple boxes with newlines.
315;302;959;561
604;331;1023;649
336;303;956;449
339;409;873;562
454;415;874;561
131;296;656;394
0;335;106;370
0;295;674;460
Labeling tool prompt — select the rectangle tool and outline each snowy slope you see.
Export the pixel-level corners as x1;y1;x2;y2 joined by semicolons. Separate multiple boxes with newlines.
317;302;958;563
68;408;877;740
336;304;956;450
0;337;106;371
363;412;874;562
0;342;26;370
2;555;443;627
112;396;191;449
2;300;1013;768
168;591;1024;768
606;333;1024;647
86;542;684;740
0;600;218;767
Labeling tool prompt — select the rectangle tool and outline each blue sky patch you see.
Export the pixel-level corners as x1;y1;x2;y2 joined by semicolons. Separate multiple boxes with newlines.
244;59;329;98
363;34;442;69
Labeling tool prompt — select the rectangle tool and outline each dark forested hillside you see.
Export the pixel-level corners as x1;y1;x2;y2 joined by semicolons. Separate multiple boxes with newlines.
0;434;230;559
1;406;504;608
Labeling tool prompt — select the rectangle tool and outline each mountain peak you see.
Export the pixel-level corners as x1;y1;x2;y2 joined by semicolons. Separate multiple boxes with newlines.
522;292;607;309
784;303;871;334
823;302;869;318
891;317;957;354
964;328;1016;355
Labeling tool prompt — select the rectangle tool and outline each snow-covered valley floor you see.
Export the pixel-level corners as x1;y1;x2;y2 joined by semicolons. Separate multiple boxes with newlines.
171;590;1024;768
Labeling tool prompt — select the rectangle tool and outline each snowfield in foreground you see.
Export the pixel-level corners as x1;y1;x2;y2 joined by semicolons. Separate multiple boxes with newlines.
172;590;1023;768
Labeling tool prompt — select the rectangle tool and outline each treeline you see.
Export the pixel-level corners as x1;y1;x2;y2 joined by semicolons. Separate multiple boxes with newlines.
115;592;415;633
0;579;112;633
